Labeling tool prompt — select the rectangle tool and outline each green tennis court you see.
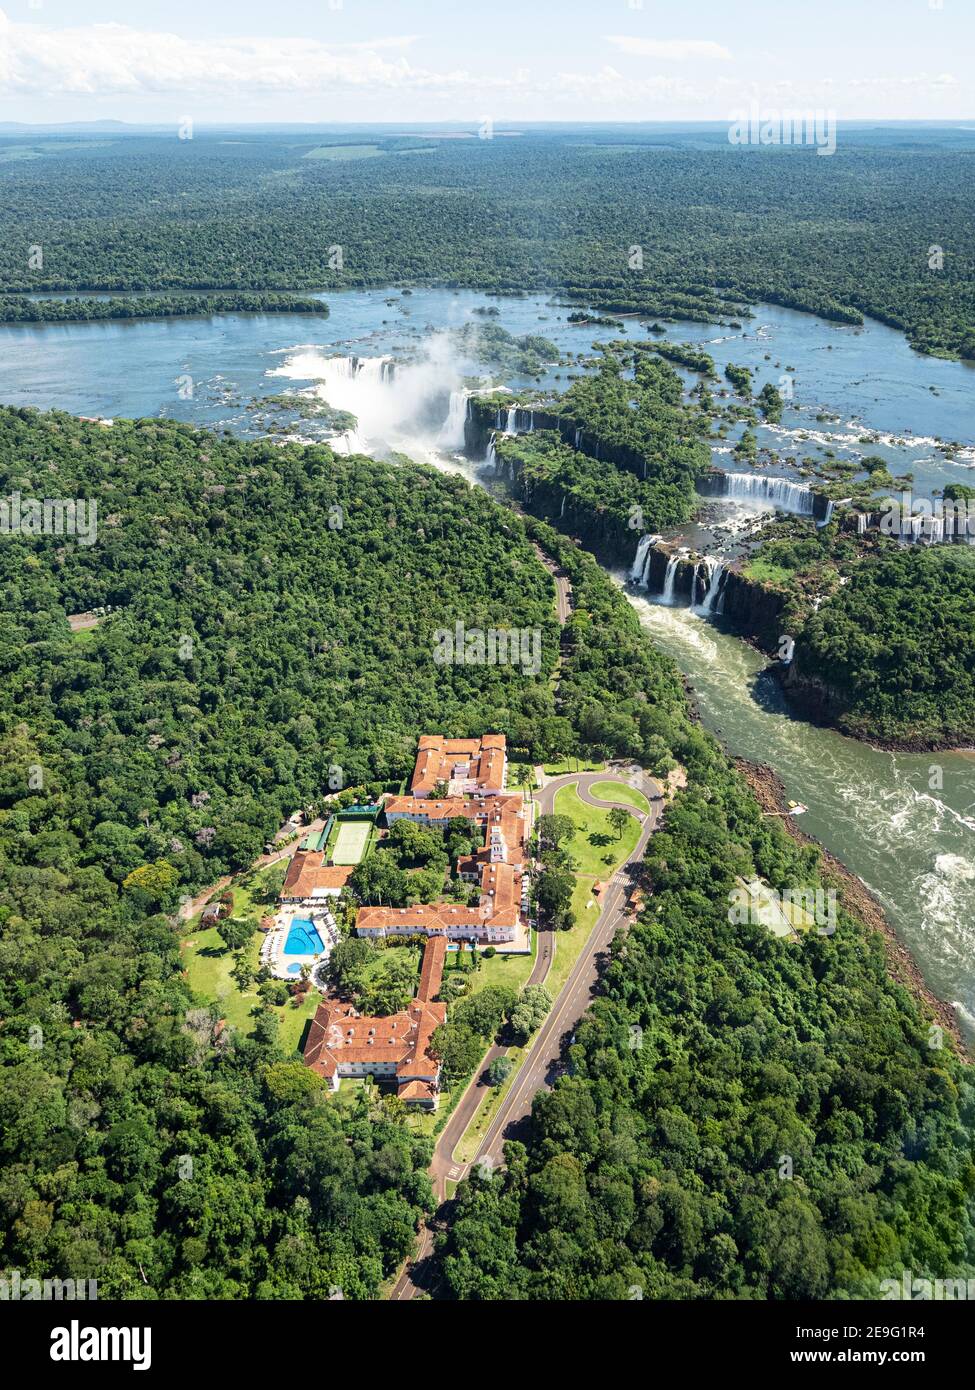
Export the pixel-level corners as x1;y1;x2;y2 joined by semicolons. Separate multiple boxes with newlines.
331;819;372;864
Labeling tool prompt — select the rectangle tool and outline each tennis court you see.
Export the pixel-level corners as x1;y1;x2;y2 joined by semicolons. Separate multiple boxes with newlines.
331;819;372;864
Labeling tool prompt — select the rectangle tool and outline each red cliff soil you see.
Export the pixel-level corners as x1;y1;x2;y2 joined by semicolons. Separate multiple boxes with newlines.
736;757;970;1063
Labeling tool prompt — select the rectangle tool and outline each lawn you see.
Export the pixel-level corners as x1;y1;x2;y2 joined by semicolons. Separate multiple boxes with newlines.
180;864;321;1054
553;784;642;878
543;756;606;776
589;780;651;814
454;1042;527;1165
359;943;421;987
442;937;536;998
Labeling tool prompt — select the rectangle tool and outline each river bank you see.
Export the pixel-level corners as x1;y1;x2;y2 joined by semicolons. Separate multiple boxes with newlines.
736;758;970;1060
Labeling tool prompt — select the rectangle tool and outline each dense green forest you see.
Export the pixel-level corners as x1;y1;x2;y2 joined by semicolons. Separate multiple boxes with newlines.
0;409;971;1297
0;292;329;323
437;528;975;1300
789;544;975;747
0;407;567;1298
0;128;973;355
482;355;712;539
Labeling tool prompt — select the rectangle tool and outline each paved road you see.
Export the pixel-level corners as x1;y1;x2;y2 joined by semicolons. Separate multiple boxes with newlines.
391;763;663;1299
471;767;661;1168
532;544;572;626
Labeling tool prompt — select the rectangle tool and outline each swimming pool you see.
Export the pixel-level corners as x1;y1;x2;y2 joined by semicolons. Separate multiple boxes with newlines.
284;918;326;956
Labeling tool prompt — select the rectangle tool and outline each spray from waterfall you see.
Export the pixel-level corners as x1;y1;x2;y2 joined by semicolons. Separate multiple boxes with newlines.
438;390;469;449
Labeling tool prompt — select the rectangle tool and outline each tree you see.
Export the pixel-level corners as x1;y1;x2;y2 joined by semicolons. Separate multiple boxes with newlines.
429;1023;484;1084
487;1056;513;1088
536;814;575;850
509;984;552;1043
608;807;630;839
122;860;180;903
452;985;516;1040
218;916;256;952
534;865;574;922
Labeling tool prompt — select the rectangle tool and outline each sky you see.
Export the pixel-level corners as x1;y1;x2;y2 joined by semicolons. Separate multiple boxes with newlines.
0;0;972;126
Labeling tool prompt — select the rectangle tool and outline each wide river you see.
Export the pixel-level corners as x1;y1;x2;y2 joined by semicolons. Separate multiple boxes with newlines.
3;287;974;1037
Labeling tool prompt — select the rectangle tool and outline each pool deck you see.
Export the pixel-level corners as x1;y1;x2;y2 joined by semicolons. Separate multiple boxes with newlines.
263;906;340;979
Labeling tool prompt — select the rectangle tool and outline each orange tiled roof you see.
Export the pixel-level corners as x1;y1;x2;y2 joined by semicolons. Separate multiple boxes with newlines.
304;997;446;1086
417;935;447;1002
384;793;523;822
409;734;507;795
281;852;354;899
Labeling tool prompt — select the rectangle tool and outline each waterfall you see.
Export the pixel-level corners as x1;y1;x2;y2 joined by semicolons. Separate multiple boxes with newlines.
721;472;815;516
485;431;497;469
661;555;680;605
630;534;653;584
559;494;566;518
818;498;835;528
690;561;702;606
574;427;582;449
856;512;868;534
437;390;469;449
697;558;727;614
505;407;517;435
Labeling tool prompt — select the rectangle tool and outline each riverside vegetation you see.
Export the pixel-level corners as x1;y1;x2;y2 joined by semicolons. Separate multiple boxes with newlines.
1;126;974;357
0;407;971;1299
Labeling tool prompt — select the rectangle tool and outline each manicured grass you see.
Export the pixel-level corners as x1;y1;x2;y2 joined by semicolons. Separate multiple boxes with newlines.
545;878;601;999
359;943;421;986
543;756;606;776
442;937;536;997
180;864;321;1053
507;759;538;793
553;784;641;878
454;1044;527;1165
589;780;651;814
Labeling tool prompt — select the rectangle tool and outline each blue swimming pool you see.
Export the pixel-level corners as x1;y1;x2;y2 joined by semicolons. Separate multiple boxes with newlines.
284;918;325;956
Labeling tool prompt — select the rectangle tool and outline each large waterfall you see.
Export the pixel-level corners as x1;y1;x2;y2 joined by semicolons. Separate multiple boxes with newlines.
438;390;469;449
660;554;680;605
267;346;470;463
722;473;816;516
696;558;728;614
630;534;654;585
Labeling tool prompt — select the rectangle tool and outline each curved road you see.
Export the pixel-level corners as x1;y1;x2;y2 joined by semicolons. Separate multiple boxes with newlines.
391;763;663;1299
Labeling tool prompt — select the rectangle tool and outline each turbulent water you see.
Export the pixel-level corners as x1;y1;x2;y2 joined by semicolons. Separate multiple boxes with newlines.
2;286;974;1036
622;592;975;1038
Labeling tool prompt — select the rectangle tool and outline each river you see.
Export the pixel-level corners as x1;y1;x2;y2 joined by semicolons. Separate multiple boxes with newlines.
2;286;974;1037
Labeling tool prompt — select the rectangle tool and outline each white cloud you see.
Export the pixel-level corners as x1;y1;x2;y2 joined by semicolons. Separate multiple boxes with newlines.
604;36;734;63
0;12;441;98
0;10;964;121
